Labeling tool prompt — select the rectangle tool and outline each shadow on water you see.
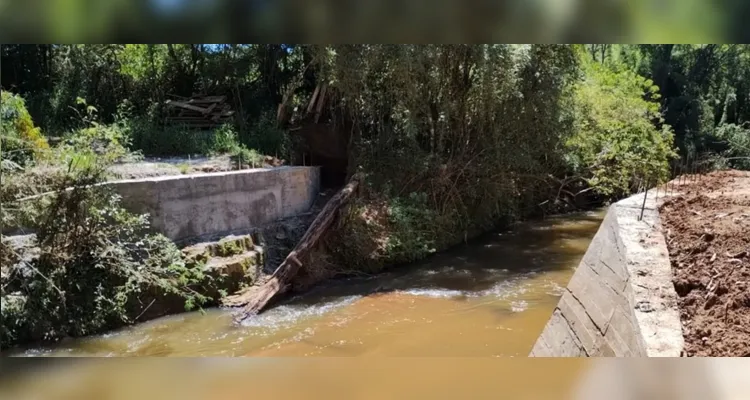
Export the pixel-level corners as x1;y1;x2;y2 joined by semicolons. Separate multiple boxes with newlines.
279;210;605;307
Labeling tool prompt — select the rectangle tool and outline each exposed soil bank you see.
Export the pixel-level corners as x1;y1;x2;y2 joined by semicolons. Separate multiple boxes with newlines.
659;170;750;357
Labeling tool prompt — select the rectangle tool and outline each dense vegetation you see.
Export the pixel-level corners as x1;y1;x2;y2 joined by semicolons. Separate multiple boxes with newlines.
0;98;210;348
3;44;746;171
1;44;749;348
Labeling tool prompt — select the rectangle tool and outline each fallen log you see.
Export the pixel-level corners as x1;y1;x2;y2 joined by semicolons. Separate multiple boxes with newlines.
223;173;362;322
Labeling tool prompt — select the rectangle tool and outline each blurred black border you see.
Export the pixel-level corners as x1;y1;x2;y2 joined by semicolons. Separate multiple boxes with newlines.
0;357;83;383
0;0;748;43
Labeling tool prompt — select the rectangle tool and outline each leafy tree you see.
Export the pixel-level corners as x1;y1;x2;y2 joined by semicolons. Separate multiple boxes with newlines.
567;53;677;197
0;91;49;166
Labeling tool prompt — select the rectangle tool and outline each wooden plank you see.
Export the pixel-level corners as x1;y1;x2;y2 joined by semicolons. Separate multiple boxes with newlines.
203;102;218;115
314;83;327;123
167;93;191;100
166;100;211;114
306;83;321;115
190;95;226;103
166;123;220;128
169;115;214;119
186;101;225;106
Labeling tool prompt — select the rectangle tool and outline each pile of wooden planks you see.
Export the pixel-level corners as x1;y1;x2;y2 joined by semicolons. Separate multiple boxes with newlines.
165;94;235;129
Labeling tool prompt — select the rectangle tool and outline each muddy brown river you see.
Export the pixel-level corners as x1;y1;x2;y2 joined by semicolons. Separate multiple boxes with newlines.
1;210;604;398
6;210;603;358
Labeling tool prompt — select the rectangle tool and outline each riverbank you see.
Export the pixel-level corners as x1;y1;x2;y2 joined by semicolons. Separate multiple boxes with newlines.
0;179;329;352
530;168;749;358
2;210;604;357
659;169;750;357
1;161;605;352
530;187;684;357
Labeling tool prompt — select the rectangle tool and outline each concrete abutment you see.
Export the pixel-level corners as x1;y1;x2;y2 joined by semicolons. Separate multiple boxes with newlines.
530;191;684;357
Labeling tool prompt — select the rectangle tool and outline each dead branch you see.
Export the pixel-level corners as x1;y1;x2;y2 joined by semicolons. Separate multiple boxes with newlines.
223;173;363;321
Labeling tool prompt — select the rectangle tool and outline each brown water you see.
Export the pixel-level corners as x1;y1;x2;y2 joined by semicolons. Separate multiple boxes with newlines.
8;210;604;358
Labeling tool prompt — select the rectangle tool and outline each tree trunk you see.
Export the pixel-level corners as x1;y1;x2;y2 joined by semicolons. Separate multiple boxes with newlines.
223;174;362;322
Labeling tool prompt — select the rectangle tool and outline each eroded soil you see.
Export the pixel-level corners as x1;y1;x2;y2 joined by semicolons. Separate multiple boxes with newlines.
660;170;750;357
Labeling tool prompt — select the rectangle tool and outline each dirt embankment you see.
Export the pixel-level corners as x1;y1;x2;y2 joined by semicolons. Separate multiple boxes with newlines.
659;170;750;357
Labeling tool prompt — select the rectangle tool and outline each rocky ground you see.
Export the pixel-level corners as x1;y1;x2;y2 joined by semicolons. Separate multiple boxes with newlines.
659;169;750;357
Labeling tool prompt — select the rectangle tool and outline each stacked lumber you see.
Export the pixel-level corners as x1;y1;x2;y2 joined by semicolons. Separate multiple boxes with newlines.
165;94;234;129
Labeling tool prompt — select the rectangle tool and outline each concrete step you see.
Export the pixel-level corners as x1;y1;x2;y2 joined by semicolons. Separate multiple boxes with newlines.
204;251;262;282
182;232;266;265
181;233;267;301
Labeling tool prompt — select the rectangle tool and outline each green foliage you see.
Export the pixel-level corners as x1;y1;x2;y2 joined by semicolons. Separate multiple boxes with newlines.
118;44;167;82
244;111;291;158
62;123;134;163
2;44;307;140
382;193;437;263
0;150;207;349
715;123;750;170
230;146;264;169
124;117;249;158
210;124;241;155
0;91;49;166
619;45;750;164
567;55;677;197
317;44;580;267
328;191;440;273
130;125;213;157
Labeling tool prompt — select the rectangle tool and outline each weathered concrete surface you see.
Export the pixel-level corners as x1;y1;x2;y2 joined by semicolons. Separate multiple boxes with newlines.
110;166;320;243
530;190;684;357
128;233;267;322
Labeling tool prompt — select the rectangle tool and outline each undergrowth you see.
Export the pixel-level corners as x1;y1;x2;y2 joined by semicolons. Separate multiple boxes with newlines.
1;91;49;166
1;101;209;349
1;155;209;349
312;45;677;279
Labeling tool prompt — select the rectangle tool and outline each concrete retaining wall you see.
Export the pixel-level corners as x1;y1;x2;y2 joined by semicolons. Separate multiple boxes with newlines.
530;191;684;357
111;166;320;243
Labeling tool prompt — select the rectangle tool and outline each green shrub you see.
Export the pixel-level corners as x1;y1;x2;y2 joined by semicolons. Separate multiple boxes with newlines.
61;123;135;164
0;91;49;166
382;193;438;263
0;153;207;349
244;111;291;158
230;146;264;169
210;124;241;155
124;116;245;158
126;121;212;157
566;55;677;197
0;292;28;349
715;123;750;170
327;190;440;276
